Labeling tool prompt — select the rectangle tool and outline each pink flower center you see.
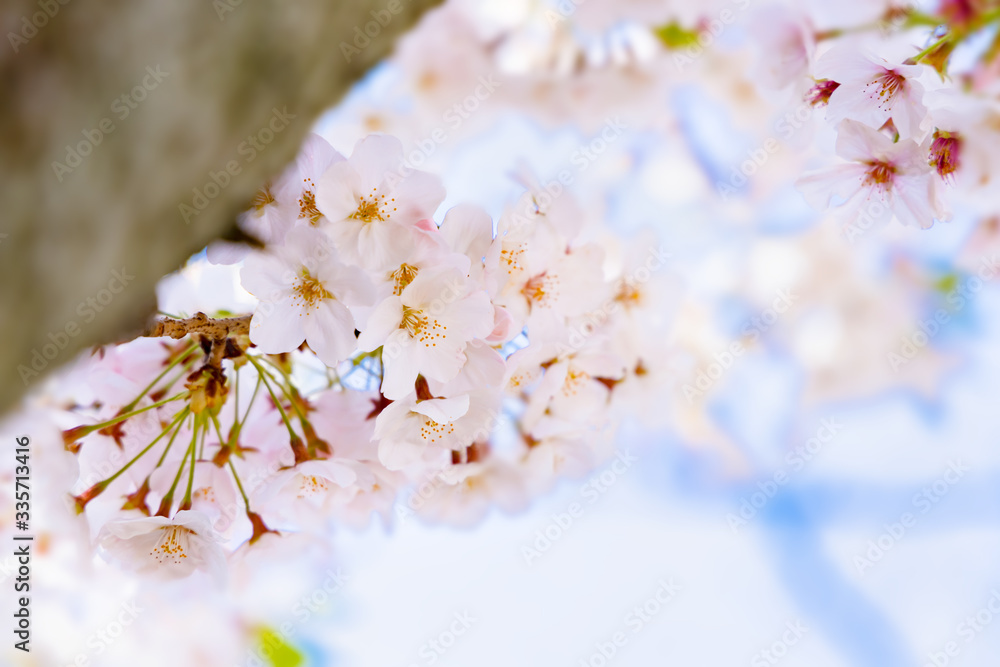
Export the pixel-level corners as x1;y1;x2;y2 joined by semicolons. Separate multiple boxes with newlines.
929;130;961;180
864;70;906;111
940;0;977;25
522;272;559;307
862;161;896;190
805;80;840;107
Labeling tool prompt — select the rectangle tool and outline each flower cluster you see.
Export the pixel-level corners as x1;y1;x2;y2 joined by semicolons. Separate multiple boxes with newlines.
341;0;1000;460
746;4;1000;233
61;132;671;579
11;3;1000;665
368;1;1000;237
45;0;1000;586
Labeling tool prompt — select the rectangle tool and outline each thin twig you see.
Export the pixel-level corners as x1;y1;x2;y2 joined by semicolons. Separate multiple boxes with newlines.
145;312;251;340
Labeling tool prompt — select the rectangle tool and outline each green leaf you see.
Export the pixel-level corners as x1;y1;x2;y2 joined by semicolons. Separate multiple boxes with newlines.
653;22;699;50
935;273;959;294
254;627;305;667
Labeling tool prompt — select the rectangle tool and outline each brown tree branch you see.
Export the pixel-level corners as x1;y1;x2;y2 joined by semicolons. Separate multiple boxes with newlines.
146;313;251;340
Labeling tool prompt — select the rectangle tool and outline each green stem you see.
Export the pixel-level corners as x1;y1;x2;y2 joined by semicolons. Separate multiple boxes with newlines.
210;411;225;444
912;32;953;62
197;415;208;460
185;439;198;505
179;416;202;509
247;356;298;440
82;392;189;436
228;460;252;512
259;357;311;421
155;409;191;468
162;417;199;514
155;358;202;398
232;367;240;431
232;374;262;446
122;343;199;413
91;407;188;490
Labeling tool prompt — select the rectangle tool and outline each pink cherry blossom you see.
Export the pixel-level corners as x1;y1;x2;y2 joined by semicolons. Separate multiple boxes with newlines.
797;119;949;229
358;267;494;399
241;226;374;366
815;44;928;139
315;134;445;270
97;510;226;580
373;391;500;471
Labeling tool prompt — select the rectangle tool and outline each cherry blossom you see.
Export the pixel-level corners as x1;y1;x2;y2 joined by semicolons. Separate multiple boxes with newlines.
252;458;359;529
23;7;1000;667
276;132;347;228
522;347;626;433
315;134;445;270
207;134;345;264
926;88;1000;197
815;44;929;139
40;0;1000;599
438;203;500;293
373;391;500;470
98;510;226;580
408;455;529;526
241;225;374;366
358;267;494;399
797;119;949;230
748;6;815;91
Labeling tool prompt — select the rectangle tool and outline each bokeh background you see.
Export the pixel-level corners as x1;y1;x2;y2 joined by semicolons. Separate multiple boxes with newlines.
5;0;1000;665
305;44;1000;667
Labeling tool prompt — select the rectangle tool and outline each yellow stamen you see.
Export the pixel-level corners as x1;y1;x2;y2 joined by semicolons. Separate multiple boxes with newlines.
298;178;322;225
149;525;194;564
350;187;396;224
292;270;333;313
390;264;419;296
399;306;447;348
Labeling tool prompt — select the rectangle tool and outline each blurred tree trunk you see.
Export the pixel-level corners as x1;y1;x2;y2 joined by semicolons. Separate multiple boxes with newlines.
0;0;439;415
